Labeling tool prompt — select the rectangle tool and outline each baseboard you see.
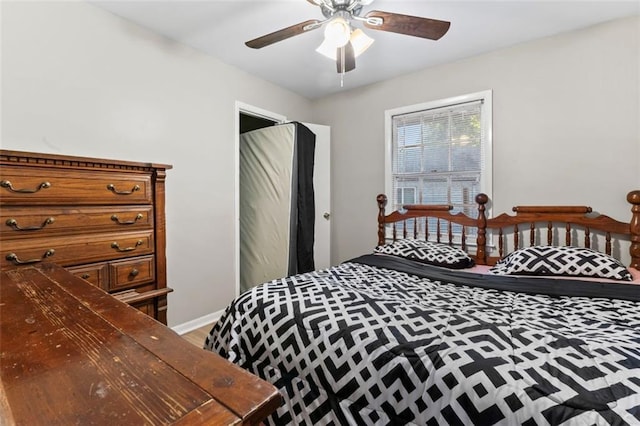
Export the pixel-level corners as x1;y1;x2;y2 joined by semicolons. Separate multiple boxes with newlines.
171;309;224;335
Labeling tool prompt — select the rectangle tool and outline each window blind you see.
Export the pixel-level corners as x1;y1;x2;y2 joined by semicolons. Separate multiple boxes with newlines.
391;100;484;238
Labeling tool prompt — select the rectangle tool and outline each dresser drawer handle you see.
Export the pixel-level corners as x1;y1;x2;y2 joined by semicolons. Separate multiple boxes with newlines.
111;240;143;252
81;273;91;279
129;268;140;277
6;217;55;231
1;180;51;194
107;184;140;195
6;249;55;265
111;213;144;225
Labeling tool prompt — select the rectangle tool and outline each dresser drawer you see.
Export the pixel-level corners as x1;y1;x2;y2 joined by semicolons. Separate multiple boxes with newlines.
0;166;152;205
1;206;153;239
108;255;155;291
67;262;110;290
1;230;154;269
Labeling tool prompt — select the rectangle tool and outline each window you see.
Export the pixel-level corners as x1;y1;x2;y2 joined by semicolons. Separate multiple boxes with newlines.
384;91;492;241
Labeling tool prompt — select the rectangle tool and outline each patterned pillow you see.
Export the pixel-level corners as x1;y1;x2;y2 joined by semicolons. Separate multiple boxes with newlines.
374;239;475;269
489;246;632;281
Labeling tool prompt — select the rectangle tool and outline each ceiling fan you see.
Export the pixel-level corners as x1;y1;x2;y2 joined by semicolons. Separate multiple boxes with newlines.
245;0;451;74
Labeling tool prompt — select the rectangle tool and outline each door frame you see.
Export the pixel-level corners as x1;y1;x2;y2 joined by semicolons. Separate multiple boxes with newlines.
234;101;287;297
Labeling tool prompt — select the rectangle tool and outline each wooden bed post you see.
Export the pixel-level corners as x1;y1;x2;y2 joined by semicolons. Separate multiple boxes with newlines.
475;193;489;265
629;190;640;269
377;194;387;246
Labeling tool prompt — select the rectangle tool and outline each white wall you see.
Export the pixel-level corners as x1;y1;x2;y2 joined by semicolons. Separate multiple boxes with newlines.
0;1;313;326
313;16;640;264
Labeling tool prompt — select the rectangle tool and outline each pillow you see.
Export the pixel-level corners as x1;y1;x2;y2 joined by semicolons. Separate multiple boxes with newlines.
374;239;475;269
489;245;632;281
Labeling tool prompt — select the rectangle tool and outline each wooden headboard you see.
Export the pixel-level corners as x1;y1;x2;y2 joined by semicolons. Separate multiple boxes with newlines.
377;190;640;269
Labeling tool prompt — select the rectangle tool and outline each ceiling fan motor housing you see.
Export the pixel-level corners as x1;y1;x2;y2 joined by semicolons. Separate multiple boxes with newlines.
320;0;364;20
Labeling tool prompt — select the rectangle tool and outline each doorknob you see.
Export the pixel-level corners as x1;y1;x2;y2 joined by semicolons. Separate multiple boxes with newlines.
323;212;330;220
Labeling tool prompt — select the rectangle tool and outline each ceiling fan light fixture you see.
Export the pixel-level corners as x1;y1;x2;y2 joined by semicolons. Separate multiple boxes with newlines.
323;16;351;48
349;28;374;57
316;38;338;60
316;28;373;60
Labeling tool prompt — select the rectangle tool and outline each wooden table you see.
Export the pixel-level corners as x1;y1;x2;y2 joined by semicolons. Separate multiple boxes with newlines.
0;263;281;425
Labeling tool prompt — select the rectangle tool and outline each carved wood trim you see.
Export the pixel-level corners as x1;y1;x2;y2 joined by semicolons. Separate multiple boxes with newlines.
1;149;172;173
376;190;640;268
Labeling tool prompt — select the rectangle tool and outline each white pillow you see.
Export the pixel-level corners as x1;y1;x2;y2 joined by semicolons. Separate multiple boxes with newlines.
374;239;475;269
489;246;632;281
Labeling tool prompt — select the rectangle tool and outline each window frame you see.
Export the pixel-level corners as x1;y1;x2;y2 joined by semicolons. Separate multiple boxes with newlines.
384;90;493;216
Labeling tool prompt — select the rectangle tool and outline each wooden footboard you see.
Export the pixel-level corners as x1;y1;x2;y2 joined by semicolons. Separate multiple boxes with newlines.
378;190;640;268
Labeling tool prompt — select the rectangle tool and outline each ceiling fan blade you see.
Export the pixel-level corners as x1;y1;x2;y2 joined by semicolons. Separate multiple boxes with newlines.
336;42;356;74
246;20;321;49
363;10;450;40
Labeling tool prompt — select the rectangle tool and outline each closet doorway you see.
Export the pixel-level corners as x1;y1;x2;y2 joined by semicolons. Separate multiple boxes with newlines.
240;112;278;134
235;102;331;297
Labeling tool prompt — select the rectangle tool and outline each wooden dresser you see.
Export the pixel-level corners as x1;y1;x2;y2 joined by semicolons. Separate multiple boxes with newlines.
1;263;281;425
0;150;172;324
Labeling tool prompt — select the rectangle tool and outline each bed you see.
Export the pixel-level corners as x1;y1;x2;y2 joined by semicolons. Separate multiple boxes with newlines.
205;190;640;425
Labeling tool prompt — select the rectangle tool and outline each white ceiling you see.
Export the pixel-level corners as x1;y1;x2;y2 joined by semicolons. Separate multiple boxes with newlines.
90;1;639;100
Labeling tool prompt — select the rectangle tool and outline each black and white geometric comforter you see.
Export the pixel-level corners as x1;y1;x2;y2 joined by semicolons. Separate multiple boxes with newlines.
204;254;640;425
